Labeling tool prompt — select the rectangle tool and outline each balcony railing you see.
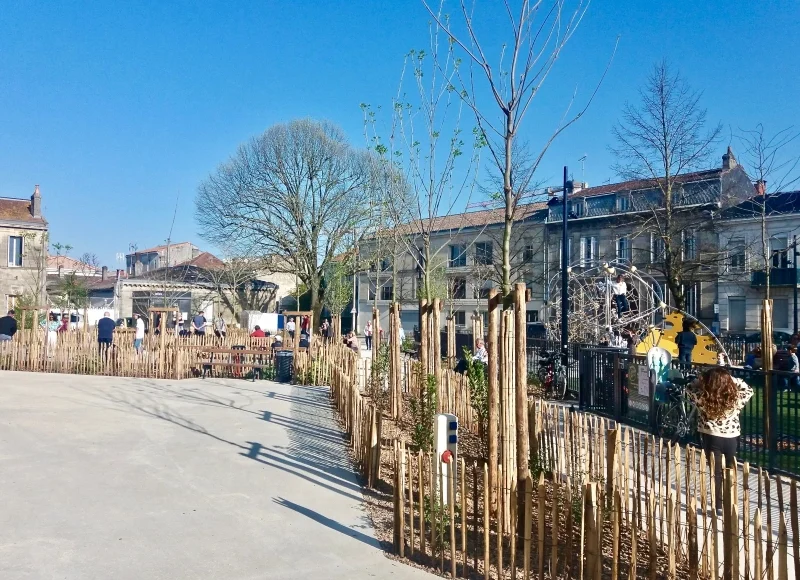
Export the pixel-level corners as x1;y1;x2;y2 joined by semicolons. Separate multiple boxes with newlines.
751;267;800;287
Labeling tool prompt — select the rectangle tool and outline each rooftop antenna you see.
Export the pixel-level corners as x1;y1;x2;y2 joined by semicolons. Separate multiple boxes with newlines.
578;155;587;184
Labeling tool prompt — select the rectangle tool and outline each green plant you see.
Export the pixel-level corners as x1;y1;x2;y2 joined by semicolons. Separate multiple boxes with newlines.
366;342;391;413
409;367;437;451
463;346;488;438
401;337;416;352
423;494;460;551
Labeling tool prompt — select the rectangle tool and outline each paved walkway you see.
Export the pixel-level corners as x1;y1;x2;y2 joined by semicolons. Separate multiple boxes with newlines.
0;371;434;579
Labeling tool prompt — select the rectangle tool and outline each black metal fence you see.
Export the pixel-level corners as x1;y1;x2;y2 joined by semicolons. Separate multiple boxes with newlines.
576;345;800;477
526;338;593;399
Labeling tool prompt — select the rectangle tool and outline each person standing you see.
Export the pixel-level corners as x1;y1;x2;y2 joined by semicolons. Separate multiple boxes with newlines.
675;319;697;365
177;313;185;334
133;313;145;353
41;313;59;355
611;274;629;315
97;311;116;354
787;345;800;390
192;311;207;336
214;314;227;339
286;317;296;340
320;319;330;342
250;325;265;338
364;321;373;350
0;309;17;342
687;367;753;511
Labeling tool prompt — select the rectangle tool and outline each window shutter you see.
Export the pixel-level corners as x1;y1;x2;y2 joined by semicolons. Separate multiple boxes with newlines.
650;233;655;263
591;237;598;262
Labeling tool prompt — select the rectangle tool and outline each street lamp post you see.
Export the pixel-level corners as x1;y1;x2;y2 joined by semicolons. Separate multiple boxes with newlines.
561;166;570;368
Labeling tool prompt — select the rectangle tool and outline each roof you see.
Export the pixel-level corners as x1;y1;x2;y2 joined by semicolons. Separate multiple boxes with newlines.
131;241;196;255
568;169;723;199
0;197;45;225
179;251;225;269
394;202;548;236
47;255;99;272
721;191;800;220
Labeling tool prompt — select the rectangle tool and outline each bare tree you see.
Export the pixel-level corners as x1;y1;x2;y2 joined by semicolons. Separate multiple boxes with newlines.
611;61;724;310
736;124;800;299
196;119;372;321
424;0;616;297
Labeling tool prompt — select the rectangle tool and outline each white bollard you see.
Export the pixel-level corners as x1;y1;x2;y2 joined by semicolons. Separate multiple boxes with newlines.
433;413;458;505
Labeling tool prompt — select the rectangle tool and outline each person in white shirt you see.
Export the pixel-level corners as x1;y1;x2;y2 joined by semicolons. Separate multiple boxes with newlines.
611;274;629;315
472;338;488;364
134;314;145;353
364;321;373;350
286;317;296;340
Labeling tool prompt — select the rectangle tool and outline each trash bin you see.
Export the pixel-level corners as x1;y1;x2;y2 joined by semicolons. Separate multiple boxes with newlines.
275;350;294;383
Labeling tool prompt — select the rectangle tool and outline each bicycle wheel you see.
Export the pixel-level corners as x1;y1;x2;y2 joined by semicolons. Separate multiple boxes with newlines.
536;366;550;385
553;367;568;400
656;403;681;441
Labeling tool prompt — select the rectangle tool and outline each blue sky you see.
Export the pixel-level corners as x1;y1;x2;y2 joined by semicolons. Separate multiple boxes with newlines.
1;0;798;267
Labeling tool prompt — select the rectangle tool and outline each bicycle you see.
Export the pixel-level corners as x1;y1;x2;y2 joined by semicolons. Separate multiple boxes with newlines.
654;373;698;442
537;349;569;400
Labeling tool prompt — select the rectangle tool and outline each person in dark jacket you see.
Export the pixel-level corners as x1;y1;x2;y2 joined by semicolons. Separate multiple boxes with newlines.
0;309;17;341
97;311;116;355
675;319;697;365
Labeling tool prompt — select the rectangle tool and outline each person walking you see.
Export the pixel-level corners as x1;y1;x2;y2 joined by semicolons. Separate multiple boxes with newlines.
786;345;800;390
97;311;116;354
214;314;227;339
134;313;145;353
286;317;296;341
364;321;373;351
687;367;753;512
0;309;18;342
192;311;207;336
675;319;697;365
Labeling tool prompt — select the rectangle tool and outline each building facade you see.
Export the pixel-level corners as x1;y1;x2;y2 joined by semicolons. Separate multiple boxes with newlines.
126;242;200;277
0;185;48;311
718;190;800;334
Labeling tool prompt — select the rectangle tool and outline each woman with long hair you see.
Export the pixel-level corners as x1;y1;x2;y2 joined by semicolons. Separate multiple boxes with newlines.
688;367;753;510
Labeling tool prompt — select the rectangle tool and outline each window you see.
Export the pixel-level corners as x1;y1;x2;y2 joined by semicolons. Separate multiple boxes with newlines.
569;199;584;217
380;283;393;301
616;238;630;261
650;234;665;263
773;298;789;329
580;236;597;266
368;282;376;301
450;277;466;299
448;244;467;267
771;236;789;269
683;231;697;260
8;236;23;267
728;297;746;331
526;310;539;323
6;295;19;312
683;283;698;317
478;282;492;299
522;244;536;262
729;238;746;271
380;257;392;272
616;195;629;212
475;242;493;265
454;311;466;326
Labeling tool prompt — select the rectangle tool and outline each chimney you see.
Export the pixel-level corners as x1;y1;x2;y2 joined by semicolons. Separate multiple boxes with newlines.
57;265;62;278
31;184;41;218
722;146;738;170
754;180;767;196
101;266;108;280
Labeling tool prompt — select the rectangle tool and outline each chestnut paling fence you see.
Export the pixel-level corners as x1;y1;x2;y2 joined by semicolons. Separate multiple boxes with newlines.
314;344;797;580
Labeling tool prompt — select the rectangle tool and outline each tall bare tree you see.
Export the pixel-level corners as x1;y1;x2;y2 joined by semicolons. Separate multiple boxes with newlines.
611;61;723;310
196;119;372;321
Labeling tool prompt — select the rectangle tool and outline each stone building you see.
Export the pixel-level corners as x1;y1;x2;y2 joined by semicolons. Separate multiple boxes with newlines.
0;185;48;311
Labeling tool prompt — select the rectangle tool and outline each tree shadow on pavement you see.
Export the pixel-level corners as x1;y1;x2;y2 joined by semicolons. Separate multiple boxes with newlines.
272;497;381;549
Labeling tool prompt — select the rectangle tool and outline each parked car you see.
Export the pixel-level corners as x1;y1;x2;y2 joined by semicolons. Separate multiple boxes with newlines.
725;330;792;345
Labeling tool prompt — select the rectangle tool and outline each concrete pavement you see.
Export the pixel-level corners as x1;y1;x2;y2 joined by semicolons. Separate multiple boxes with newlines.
0;371;434;579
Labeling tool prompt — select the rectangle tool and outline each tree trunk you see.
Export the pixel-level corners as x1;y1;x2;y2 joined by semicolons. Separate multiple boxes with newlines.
487;288;501;514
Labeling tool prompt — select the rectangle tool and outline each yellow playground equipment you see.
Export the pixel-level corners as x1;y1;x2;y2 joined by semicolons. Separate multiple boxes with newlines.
635;311;720;365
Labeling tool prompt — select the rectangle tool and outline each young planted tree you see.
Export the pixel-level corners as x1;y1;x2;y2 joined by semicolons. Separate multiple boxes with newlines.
196;119;372;323
322;259;354;337
611;61;723;311
737;124;800;300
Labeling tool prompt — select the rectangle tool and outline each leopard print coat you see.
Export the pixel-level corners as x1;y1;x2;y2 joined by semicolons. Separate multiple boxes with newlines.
688;377;753;438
